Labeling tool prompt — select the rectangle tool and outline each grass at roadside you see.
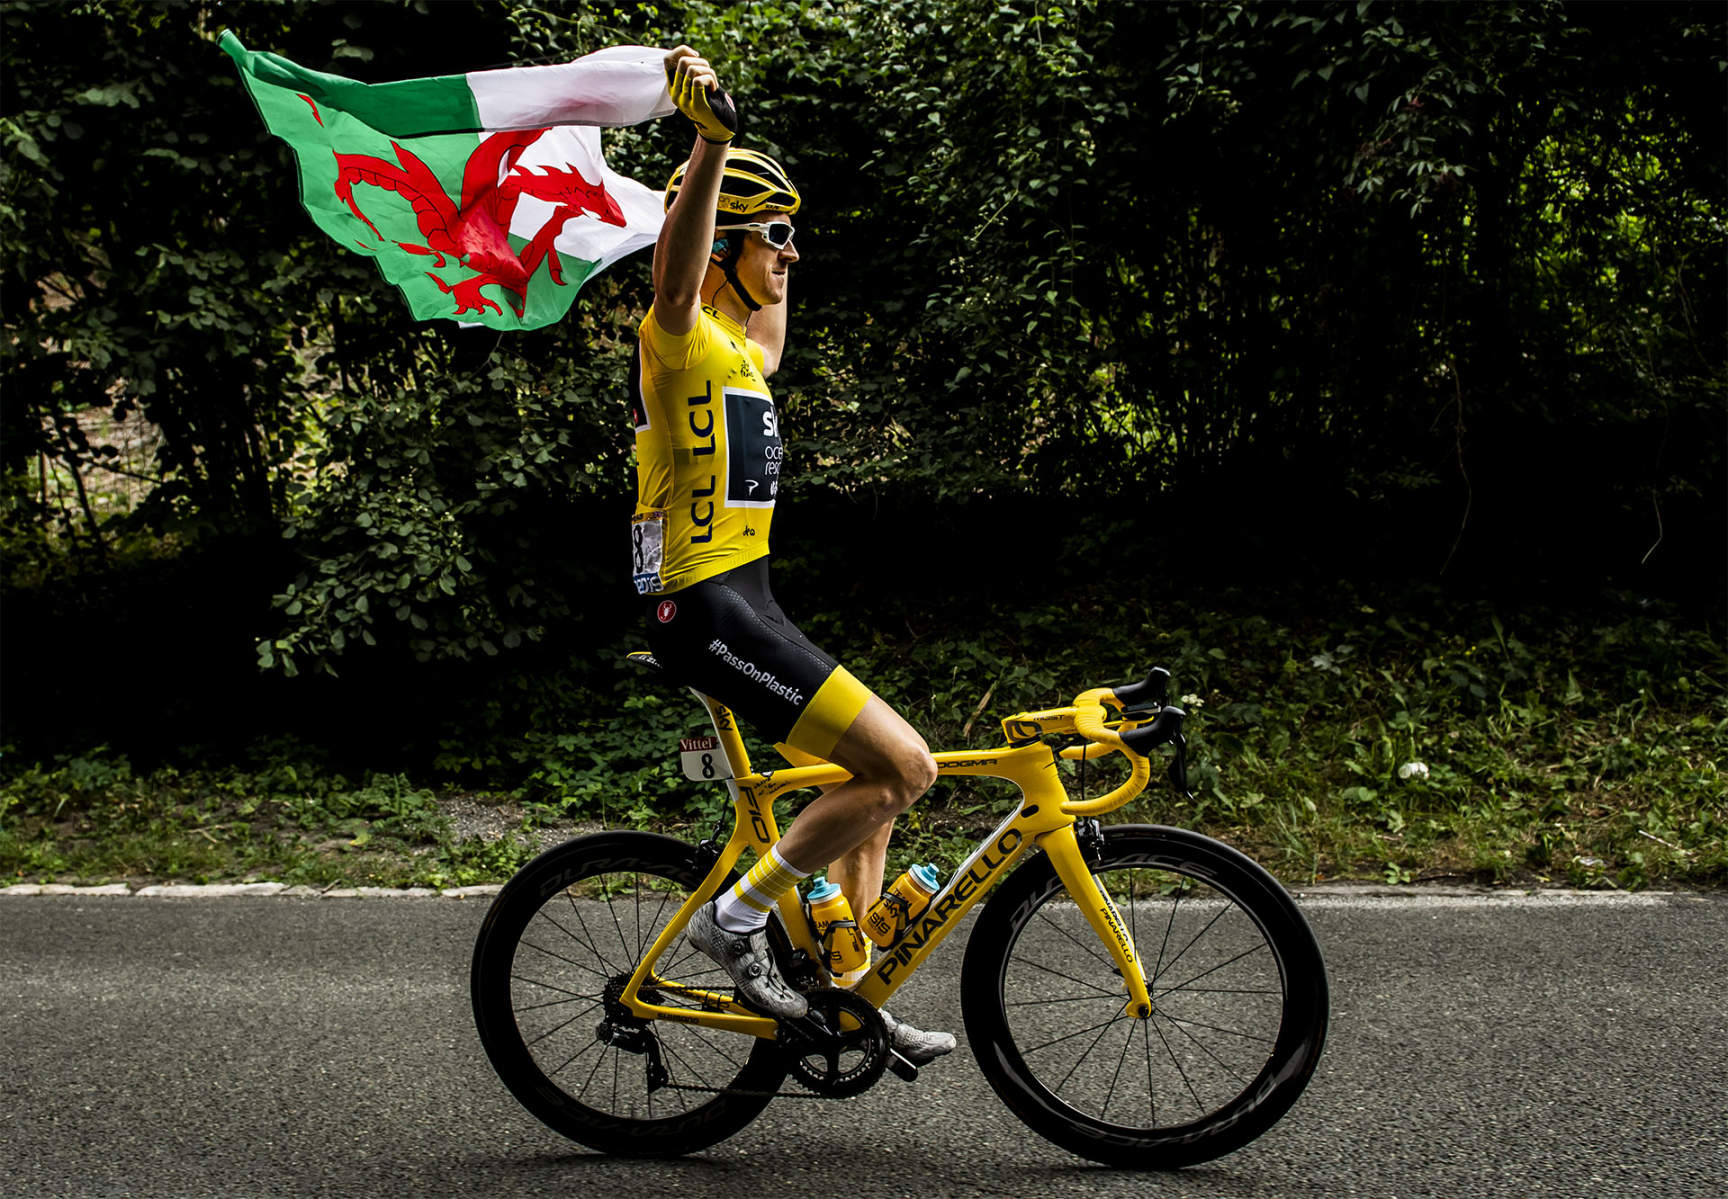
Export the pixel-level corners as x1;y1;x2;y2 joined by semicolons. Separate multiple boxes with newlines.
0;756;550;889
3;586;1723;891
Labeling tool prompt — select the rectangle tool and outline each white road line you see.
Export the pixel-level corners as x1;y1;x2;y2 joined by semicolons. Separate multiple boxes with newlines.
0;882;1707;904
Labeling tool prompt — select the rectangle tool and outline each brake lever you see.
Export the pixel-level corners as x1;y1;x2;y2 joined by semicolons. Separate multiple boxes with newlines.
1167;731;1193;799
1112;666;1171;713
1120;706;1185;754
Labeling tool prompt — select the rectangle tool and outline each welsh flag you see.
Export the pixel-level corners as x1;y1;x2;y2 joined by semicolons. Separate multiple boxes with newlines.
220;31;673;331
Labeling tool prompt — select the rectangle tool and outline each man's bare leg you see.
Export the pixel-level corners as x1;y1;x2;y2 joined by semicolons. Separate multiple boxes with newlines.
774;695;935;874
776;697;956;1059
826;819;892;915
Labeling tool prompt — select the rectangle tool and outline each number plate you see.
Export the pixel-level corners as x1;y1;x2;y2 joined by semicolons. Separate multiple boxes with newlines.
631;510;666;595
679;736;731;781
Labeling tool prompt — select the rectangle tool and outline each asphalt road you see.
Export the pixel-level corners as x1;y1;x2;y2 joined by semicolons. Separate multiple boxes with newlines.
3;889;1723;1198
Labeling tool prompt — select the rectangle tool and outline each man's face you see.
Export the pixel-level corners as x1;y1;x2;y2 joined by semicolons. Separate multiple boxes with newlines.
736;214;798;306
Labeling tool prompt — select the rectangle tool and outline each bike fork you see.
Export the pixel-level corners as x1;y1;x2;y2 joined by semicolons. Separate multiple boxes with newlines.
1038;824;1154;1019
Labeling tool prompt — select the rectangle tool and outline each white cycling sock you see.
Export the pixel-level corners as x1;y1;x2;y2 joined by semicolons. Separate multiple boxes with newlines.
713;845;809;934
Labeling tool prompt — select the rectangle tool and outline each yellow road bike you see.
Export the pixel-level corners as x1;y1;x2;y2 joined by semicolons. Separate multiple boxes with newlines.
471;661;1328;1167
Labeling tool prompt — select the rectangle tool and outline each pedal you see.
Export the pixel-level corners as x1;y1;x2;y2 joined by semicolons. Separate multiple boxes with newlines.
886;1049;919;1083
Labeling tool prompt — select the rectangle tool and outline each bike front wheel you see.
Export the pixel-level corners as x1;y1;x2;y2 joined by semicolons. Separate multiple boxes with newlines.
471;831;786;1157
962;825;1328;1168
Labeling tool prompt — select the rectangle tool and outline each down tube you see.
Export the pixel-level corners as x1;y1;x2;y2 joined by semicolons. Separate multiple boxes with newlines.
852;807;1036;1010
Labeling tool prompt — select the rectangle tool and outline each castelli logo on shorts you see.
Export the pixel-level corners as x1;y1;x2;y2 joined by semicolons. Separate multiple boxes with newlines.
657;600;677;623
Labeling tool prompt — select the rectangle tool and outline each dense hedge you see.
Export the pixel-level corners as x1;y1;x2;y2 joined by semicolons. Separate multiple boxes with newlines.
2;1;1723;764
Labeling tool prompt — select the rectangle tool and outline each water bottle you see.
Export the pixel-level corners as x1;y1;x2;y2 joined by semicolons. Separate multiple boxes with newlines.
862;862;941;948
806;876;868;976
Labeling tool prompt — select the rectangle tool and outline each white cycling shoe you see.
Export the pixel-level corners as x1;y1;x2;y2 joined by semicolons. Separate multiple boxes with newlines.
684;901;809;1020
881;1009;956;1066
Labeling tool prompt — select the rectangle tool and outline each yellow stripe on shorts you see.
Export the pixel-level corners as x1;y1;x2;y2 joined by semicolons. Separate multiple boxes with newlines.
785;666;871;762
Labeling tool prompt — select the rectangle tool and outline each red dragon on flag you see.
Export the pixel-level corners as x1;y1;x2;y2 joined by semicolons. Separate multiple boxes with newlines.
332;128;627;319
221;32;670;330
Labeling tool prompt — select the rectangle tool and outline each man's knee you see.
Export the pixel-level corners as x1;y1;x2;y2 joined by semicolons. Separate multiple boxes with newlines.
883;742;938;812
845;741;934;816
831;701;937;813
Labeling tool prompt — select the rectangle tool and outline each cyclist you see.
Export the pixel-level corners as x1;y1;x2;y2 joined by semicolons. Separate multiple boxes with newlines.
630;47;952;1065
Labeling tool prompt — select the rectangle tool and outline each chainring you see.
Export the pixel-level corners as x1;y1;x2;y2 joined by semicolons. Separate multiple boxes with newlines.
779;990;889;1098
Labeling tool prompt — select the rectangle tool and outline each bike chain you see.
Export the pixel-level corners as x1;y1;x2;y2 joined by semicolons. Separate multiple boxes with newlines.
649;991;892;1101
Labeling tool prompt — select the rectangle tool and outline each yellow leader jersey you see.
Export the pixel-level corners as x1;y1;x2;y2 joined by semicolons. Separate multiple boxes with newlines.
630;303;783;595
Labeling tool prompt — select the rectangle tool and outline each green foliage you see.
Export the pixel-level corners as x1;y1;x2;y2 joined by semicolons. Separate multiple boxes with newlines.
2;1;1723;894
7;0;1723;674
1137;593;1728;888
4;593;1722;890
0;742;460;885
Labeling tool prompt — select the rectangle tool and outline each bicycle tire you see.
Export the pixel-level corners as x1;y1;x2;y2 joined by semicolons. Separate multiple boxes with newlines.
962;824;1327;1168
471;831;787;1157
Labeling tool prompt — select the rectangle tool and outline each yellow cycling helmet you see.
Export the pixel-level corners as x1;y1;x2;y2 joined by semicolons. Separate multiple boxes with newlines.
664;146;801;217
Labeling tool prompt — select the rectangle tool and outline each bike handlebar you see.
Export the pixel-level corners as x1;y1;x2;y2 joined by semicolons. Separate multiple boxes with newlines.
1057;679;1189;816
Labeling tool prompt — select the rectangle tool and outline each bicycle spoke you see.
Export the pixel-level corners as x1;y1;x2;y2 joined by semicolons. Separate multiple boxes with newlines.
1100;1016;1133;1119
659;940;724;985
1153;885;1183;979
630;874;645;963
1011;954;1124;1000
671;1024;749;1073
557;891;619;974
1153;900;1234;984
1164;1011;1254;1089
508;973;594;1000
1141;1014;1157;1127
1053;1014;1118;1099
518;937;613;981
525;912;608;967
1156;942;1270;1001
540;903;617;976
660;1036;722;1113
1033;902;1117;973
1160;1012;1277;1046
546;1032;605;1081
1006;991;1127;1009
1126;869;1143;980
638;887;679;961
1022;1012;1126;1059
1159;984;1282;997
579;1041;612;1108
1151;1011;1207;1117
626;875;679;965
607;876;638;968
524;1005;595;1049
511;989;605;1014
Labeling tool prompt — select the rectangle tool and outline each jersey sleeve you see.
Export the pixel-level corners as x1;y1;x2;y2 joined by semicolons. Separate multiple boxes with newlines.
639;305;711;370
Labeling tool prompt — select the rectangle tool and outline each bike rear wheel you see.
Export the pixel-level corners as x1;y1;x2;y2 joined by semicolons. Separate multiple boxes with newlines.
471;831;786;1157
962;825;1327;1168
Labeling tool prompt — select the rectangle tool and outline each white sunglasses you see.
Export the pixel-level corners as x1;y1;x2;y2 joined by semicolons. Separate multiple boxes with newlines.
716;221;796;249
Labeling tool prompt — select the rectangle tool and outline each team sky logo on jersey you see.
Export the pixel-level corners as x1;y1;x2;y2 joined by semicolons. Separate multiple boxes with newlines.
722;388;780;509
